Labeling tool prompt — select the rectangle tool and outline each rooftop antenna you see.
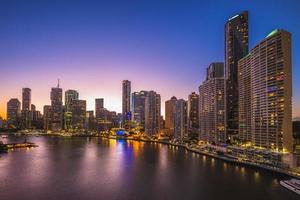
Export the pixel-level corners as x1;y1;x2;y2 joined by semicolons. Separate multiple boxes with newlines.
57;78;60;88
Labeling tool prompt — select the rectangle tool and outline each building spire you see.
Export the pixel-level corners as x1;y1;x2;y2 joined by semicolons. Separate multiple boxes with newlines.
57;78;60;88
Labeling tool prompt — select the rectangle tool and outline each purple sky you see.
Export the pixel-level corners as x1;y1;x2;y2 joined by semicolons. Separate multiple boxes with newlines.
0;0;299;119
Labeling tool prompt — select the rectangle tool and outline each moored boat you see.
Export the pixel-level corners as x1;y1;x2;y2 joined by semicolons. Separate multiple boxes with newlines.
280;178;300;195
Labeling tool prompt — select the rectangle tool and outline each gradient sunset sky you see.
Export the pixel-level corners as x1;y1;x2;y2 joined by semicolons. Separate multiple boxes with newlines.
0;0;299;119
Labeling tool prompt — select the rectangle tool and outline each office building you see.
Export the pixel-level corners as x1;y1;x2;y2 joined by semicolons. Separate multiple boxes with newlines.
51;82;63;131
72;100;86;130
7;98;21;129
43;105;52;131
145;91;161;136
225;11;249;137
187;92;199;138
132;91;148;131
64;90;79;129
199;63;225;144
21;88;31;129
122;80;131;128
174;99;188;139
165;96;177;137
95;98;104;119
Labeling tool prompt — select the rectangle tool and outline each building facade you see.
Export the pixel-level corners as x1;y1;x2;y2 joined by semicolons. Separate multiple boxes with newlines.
21;88;31;129
199;63;225;144
7;98;21;129
132;91;148;131
187;92;199;138
165;96;177;137
72;100;86;130
225;11;249;138
238;29;292;152
145;91;161;136
64;90;79;130
51;85;63;131
174;99;188;139
122;80;131;128
43;105;52;131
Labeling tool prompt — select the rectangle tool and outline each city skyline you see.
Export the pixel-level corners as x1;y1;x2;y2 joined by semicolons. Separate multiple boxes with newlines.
0;0;300;119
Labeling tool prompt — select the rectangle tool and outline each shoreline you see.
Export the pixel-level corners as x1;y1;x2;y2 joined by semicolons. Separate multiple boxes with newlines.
99;135;300;179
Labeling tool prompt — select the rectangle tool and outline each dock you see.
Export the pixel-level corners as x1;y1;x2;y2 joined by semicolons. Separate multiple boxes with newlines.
0;140;38;153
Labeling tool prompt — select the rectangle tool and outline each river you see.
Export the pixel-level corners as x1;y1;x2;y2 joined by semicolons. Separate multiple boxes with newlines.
0;135;298;200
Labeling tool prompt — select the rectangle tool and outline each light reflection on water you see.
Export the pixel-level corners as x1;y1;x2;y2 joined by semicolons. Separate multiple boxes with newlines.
0;135;298;200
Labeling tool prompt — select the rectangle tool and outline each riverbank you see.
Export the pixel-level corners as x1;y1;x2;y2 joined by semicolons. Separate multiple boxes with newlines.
99;135;300;179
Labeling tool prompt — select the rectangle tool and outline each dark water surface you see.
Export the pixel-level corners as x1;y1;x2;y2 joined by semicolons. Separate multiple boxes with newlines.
0;135;298;200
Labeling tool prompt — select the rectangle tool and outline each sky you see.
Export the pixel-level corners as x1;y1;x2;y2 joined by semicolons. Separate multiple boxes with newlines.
0;0;299;119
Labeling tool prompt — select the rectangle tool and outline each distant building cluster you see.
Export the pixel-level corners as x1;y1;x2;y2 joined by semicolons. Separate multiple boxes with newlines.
3;11;299;166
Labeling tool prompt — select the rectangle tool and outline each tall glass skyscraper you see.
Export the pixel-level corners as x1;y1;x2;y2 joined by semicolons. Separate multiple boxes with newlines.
122;80;131;129
132;91;148;131
225;11;248;138
21;88;31;129
145;91;161;136
64;89;79;130
7;98;21;129
51;82;63;131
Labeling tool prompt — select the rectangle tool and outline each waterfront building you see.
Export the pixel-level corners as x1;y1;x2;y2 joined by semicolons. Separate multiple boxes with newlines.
64;90;79;130
165;96;177;137
174;99;188;139
122;80;131;129
7;98;21;129
238;29;292;152
225;11;249;138
199;63;225;144
43;105;52;131
132;91;148;131
50;82;63;131
72;100;86;130
145;91;161;136
21;88;31;129
187;92;199;138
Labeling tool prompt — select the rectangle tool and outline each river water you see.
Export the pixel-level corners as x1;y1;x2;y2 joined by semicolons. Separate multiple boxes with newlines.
0;135;298;200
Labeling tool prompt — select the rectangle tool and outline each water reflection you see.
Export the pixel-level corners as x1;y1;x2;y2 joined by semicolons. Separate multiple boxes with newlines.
0;135;298;200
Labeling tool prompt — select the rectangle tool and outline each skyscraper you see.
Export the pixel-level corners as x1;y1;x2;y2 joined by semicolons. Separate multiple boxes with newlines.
21;88;31;129
145;91;161;136
22;88;31;111
64;90;79;129
51;81;63;131
43;105;52;131
72;100;86;130
122;80;131;128
86;111;95;131
165;96;177;137
132;91;148;131
199;63;225;144
95;98;104;119
225;11;249;138
174;99;188;139
238;29;292;152
187;92;199;138
7;98;21;129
